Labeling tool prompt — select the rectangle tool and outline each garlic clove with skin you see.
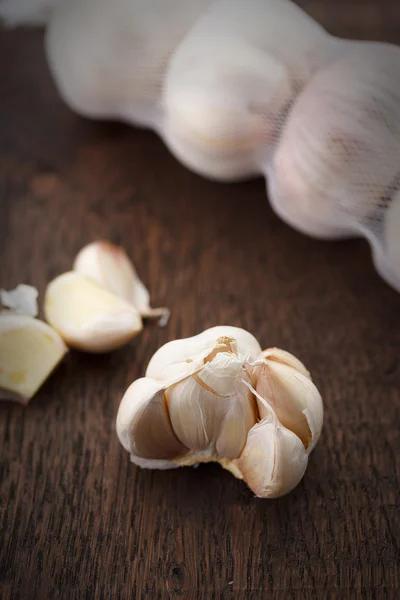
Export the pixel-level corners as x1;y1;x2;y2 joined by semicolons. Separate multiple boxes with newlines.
235;413;309;499
44;271;143;352
0;312;68;404
252;353;323;452
259;348;311;379
73;241;170;325
166;351;257;458
116;376;187;467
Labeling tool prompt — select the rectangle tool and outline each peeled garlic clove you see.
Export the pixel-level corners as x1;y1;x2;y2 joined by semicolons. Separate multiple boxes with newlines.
0;284;39;317
0;313;68;404
73;241;170;324
236;414;308;499
44;271;143;353
254;358;323;452
146;325;262;380
116;377;187;464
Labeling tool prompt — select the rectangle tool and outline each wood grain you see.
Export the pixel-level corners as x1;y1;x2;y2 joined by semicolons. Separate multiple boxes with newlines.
0;4;399;599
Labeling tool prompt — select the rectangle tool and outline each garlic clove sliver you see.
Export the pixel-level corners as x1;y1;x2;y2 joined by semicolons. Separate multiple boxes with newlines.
0;284;39;317
116;377;187;461
259;348;311;379
44;271;143;353
236;415;309;499
0;313;68;404
73;241;170;324
146;325;262;380
254;360;323;452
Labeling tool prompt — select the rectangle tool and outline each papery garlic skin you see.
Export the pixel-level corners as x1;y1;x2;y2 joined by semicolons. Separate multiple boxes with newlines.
0;313;68;404
146;325;262;380
117;327;323;499
73;240;169;323
44;271;143;353
0;284;39;317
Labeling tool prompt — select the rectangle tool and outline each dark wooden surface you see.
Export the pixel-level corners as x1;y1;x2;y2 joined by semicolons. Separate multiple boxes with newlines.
0;3;399;598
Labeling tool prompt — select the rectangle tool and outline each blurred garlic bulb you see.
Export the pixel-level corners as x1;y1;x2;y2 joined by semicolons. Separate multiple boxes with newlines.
269;42;400;232
163;0;329;181
44;0;214;127
2;0;399;291
116;326;323;498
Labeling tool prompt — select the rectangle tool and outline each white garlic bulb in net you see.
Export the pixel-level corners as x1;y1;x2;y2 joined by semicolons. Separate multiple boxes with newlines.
1;0;399;291
268;41;400;289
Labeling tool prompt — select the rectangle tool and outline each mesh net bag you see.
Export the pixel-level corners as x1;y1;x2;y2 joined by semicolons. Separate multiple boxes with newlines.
1;0;399;291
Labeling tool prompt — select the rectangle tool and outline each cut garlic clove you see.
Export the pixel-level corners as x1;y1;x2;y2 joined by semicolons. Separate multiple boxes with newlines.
116;377;187;462
44;271;143;353
236;414;309;499
254;359;323;452
73;240;170;324
146;325;262;380
0;284;39;317
0;313;68;404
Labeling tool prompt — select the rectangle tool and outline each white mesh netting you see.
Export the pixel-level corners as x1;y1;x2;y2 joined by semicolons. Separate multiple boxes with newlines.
1;0;399;291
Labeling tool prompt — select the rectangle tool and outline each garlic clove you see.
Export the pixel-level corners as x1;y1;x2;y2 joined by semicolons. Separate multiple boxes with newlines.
0;313;68;404
116;377;187;462
236;414;309;499
0;284;39;317
146;325;262;380
215;376;258;458
44;271;143;353
253;358;323;452
165;351;257;457
259;348;311;379
73;240;170;325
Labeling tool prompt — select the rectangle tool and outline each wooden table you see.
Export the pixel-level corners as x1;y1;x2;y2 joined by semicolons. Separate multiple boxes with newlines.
1;3;399;598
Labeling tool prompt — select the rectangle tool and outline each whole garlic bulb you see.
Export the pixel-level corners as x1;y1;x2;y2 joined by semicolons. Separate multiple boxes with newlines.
116;326;323;498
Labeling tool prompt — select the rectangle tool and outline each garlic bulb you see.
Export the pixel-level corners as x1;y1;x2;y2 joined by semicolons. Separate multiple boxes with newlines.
163;0;329;181
269;42;400;235
116;326;323;498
